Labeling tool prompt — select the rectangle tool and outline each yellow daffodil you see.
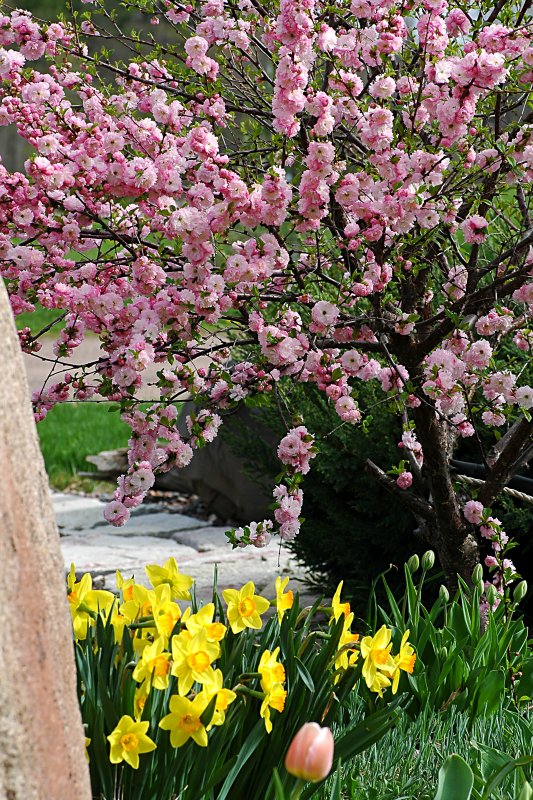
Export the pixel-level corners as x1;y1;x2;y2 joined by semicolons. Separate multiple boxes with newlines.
116;569;136;602
330;581;351;623
109;606;129;645
85;737;91;763
132;636;171;690
152;584;182;640
159;694;209;747
185;603;227;642
120;583;156;623
368;670;392;697
222;581;270;634
391;630;416;694
133;680;151;720
67;565;114;640
258;647;286;692
360;625;396;689
107;715;156;769
120;584;158;653
145;557;194;600
275;576;294;623
171;629;219;695
333;612;360;673
260;683;287;734
201;669;237;727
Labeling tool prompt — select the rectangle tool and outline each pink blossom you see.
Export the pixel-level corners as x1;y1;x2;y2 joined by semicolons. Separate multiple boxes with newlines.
104;500;131;527
396;471;413;489
461;215;489;244
277;426;316;474
463;500;484;525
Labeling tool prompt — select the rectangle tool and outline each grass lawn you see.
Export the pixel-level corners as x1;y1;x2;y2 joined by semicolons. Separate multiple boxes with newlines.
37;402;130;489
15;304;67;336
318;703;532;800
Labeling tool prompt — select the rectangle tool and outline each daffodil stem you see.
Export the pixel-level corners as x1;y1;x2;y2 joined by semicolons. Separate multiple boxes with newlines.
234;686;265;700
128;619;156;629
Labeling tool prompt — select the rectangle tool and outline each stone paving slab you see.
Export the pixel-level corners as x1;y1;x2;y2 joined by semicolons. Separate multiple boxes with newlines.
62;534;198;576
171;525;233;551
56;495;205;537
53;491;318;606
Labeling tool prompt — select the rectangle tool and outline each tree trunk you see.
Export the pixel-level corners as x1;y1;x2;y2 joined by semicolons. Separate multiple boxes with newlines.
412;402;480;592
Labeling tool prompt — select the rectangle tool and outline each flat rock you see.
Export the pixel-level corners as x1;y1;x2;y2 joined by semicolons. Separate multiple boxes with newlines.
62;533;198;576
171;525;232;551
55;491;319;606
54;493;205;537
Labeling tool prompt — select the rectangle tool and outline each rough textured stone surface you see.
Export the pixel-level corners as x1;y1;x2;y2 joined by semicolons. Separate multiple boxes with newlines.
0;280;91;800
55;494;319;607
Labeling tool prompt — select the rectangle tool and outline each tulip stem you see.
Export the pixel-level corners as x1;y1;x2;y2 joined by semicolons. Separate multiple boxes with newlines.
290;780;305;800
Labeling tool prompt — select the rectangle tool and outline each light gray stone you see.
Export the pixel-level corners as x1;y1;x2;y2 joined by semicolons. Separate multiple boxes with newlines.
53;492;204;535
171;524;232;551
0;279;91;800
62;533;198;577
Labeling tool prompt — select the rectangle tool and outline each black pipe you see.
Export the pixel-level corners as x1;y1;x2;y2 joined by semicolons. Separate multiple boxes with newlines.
450;459;533;494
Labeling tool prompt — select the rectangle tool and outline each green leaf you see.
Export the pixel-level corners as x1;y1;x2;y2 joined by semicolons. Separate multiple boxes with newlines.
294;658;315;693
328;760;342;800
434;755;474;800
272;767;287;800
515;658;533;701
217;720;266;800
481;756;533;800
517;781;533;800
470;670;505;720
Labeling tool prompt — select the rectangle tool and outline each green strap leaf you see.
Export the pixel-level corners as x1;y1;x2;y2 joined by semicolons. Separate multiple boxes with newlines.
434;755;474;800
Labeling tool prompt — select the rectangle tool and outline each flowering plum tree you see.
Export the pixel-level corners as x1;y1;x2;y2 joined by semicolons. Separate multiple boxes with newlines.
0;0;532;589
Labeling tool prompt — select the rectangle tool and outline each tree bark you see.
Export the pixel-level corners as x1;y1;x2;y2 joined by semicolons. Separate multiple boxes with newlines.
412;402;479;592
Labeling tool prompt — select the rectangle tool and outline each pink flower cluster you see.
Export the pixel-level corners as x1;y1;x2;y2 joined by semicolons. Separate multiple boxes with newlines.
272;0;316;136
277;426;316;475
463;499;517;609
0;0;531;553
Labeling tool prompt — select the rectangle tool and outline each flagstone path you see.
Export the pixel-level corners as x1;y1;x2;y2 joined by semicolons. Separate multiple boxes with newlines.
55;492;317;606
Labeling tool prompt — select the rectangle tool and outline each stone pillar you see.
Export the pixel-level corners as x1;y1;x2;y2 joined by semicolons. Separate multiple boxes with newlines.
0;279;91;800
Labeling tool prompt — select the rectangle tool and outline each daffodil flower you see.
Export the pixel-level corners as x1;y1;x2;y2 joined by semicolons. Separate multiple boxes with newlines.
260;683;287;733
258;647;286;692
171;628;219;695
145;557;193;600
360;624;396;689
159;694;209;747
275;576;294;624
330;581;351;623
132;636;171;691
107;715;156;769
185;603;227;642
391;629;416;694
222;581;270;634
201;669;237;727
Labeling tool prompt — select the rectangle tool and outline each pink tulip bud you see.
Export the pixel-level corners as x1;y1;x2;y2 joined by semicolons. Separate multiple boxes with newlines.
284;723;334;782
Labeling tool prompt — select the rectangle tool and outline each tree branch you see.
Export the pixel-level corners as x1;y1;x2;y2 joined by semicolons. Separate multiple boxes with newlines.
478;416;533;507
365;459;436;521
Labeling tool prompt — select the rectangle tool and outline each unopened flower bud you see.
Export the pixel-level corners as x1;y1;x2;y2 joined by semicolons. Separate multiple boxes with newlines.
486;584;498;607
472;563;483;584
440;646;448;660
476;579;485;595
421;550;435;571
285;723;334;782
513;580;528;605
439;585;450;604
407;554;420;574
